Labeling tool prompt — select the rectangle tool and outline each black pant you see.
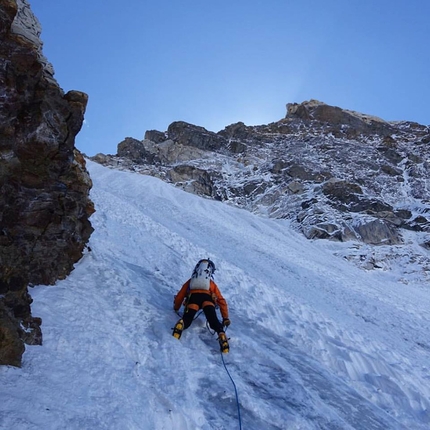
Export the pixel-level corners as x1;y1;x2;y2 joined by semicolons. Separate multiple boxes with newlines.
183;292;224;333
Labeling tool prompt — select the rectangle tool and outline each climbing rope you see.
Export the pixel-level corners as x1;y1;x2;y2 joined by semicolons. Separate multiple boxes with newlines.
205;320;216;335
193;310;204;320
220;338;242;429
178;312;242;429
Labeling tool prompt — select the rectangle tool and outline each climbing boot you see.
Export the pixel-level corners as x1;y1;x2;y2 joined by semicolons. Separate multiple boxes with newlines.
172;319;184;339
218;332;229;353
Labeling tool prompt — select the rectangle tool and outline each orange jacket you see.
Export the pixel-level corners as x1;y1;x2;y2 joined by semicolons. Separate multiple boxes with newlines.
174;279;229;319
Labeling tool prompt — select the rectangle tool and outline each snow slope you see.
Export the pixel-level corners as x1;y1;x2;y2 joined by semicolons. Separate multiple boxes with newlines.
1;160;429;430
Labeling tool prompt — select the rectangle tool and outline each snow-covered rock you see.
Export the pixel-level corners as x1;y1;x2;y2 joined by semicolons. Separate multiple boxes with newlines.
92;101;430;282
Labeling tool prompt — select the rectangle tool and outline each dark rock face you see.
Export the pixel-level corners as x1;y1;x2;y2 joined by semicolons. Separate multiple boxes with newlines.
144;129;167;144
117;137;157;164
167;121;227;151
0;0;94;366
169;165;219;197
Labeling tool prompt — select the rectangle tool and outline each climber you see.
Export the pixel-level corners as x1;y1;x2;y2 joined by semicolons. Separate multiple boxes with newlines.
172;259;230;353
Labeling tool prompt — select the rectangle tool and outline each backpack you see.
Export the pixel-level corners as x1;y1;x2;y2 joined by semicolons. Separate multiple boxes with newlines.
189;259;216;290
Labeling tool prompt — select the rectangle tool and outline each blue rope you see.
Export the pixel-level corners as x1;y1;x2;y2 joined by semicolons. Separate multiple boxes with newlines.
187;315;242;428
221;351;242;430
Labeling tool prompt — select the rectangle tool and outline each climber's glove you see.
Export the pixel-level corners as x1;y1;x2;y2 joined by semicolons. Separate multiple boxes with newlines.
223;318;231;327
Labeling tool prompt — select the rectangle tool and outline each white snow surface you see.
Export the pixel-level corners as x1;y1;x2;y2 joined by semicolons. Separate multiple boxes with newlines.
1;160;430;430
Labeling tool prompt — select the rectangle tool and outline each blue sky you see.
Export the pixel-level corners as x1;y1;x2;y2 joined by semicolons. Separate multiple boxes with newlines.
30;0;429;156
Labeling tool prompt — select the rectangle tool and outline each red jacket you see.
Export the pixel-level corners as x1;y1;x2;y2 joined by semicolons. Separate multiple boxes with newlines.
174;279;229;319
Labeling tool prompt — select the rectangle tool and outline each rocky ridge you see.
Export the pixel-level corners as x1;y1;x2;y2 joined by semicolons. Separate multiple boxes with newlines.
92;100;430;283
0;0;94;366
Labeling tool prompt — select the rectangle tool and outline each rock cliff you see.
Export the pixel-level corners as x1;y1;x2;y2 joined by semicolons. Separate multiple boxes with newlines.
92;100;430;282
0;0;94;366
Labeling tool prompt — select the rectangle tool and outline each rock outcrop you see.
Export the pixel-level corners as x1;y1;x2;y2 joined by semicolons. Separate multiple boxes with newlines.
0;0;94;366
286;99;395;136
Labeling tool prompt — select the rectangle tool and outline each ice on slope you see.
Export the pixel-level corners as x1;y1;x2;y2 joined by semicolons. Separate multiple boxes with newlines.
1;160;429;430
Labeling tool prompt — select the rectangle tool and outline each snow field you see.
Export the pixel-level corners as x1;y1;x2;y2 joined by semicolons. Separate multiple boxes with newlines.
1;160;429;429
